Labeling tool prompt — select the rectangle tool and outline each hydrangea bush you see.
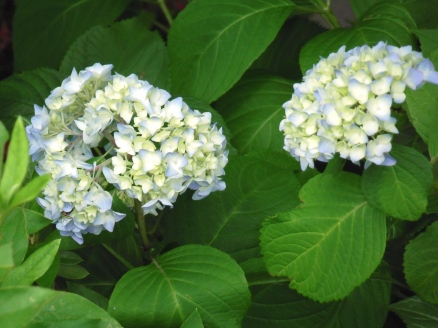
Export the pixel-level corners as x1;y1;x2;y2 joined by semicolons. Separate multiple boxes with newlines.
1;0;438;327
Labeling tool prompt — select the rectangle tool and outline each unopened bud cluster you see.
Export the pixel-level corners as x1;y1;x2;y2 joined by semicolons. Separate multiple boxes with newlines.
280;42;438;170
26;64;228;243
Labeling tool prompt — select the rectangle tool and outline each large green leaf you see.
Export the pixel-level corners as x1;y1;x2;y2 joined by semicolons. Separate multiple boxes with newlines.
2;239;60;287
0;286;121;328
0;68;64;129
108;245;251;328
349;0;380;19
180;310;204;328
362;145;433;221
390;296;438;328
9;175;51;209
60;16;170;89
215;72;292;154
168;0;295;103
260;172;387;302
13;0;130;71
22;208;52;235
162;152;301;265
243;266;391;327
251;17;324;80
0;243;14;282
404;221;438;303
299;2;416;73
0;208;28;265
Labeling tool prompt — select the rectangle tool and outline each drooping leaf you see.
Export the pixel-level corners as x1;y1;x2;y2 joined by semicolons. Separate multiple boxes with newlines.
13;0;130;71
60;16;170;89
260;172;386;302
108;245;251;328
362;145;433;220
0;68;64;129
390;296;438;328
404;221;438;303
2;239;60;287
215;72;292;154
162;152;301;265
0;208;28;265
168;0;295;103
243;265;391;327
251;17;324;80
0;117;28;205
299;2;416;73
0;286;121;328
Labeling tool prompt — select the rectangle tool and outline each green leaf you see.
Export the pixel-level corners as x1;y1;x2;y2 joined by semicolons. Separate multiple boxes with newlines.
243;266;391;327
0;117;28;205
400;0;438;29
0;243;14;282
22;208;51;234
215;72;292;154
299;2;416;73
260;172;386;302
36;252;59;288
180;309;204;328
0;208;28;265
0;68;63;129
251;17;324;80
0;286;122;328
168;0;295;103
2;239;60;287
405;50;438;144
9;174;51;208
105;236;143;269
362;145;433;220
60;16;170;89
162;152;301;265
59;251;83;265
13;0;130;71
404;221;438;303
67;281;109;310
414;29;438;57
108;245;251;328
58;264;89;280
0;121;10;180
390;296;438;328
349;0;380;19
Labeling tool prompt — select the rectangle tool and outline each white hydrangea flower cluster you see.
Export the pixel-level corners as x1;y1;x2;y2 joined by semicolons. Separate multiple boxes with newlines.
280;41;438;170
27;64;228;243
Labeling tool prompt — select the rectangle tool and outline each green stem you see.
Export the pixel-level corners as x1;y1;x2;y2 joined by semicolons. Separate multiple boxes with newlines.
315;0;341;29
148;210;164;235
157;0;174;26
135;199;150;251
103;244;135;270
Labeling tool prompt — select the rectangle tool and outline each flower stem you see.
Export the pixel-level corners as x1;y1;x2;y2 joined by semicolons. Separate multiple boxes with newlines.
157;0;174;26
314;0;341;29
135;199;151;251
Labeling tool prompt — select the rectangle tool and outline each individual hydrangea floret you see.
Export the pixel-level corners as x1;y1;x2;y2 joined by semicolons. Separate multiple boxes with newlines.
280;41;438;170
27;64;228;243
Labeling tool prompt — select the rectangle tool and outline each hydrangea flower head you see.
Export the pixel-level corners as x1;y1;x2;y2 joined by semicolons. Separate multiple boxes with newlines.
280;42;438;170
27;64;228;243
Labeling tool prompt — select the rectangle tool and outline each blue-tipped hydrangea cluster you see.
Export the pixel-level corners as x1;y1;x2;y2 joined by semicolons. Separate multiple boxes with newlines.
280;42;438;170
27;64;228;243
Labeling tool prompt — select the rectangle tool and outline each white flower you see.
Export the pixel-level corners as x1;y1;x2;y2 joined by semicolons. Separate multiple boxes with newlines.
280;42;438;170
